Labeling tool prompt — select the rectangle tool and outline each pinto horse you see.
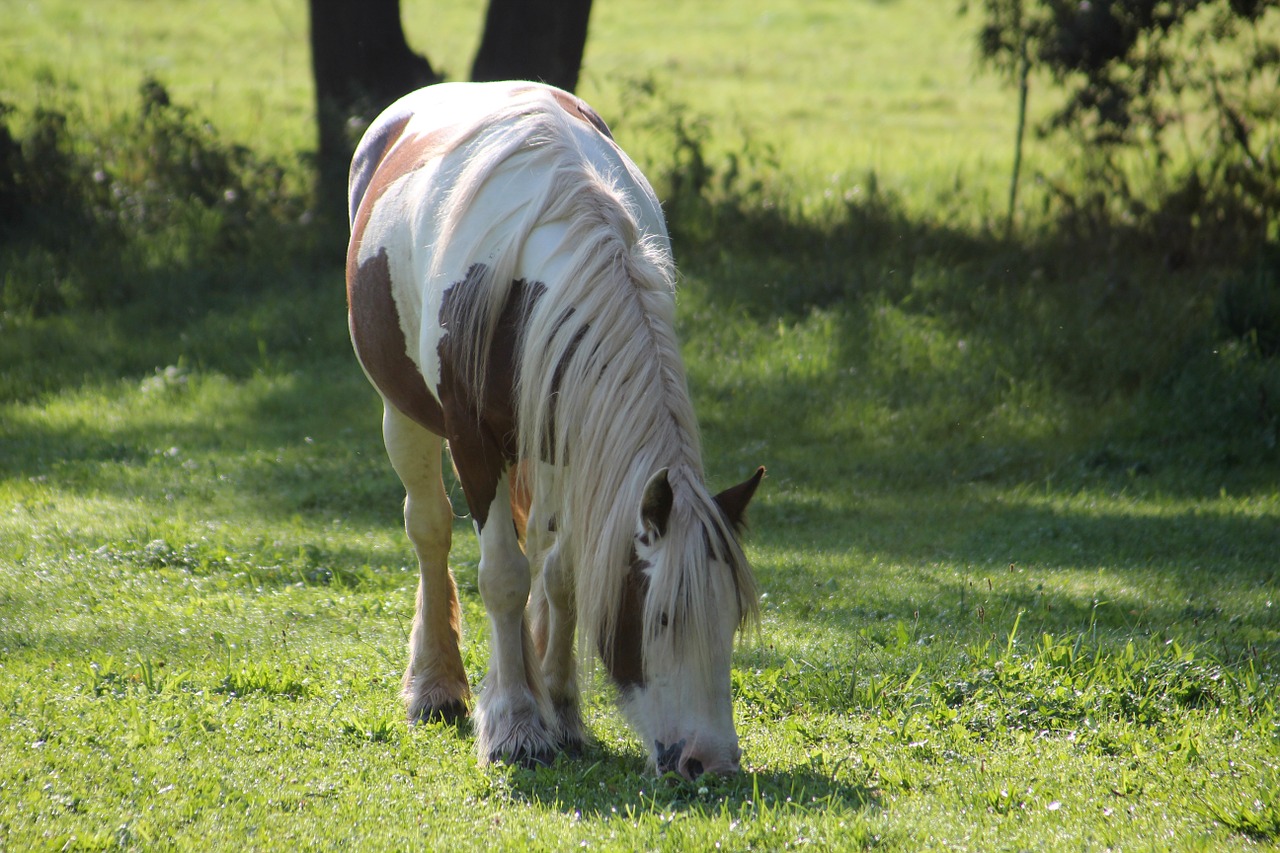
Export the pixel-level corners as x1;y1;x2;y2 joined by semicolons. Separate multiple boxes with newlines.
346;81;763;779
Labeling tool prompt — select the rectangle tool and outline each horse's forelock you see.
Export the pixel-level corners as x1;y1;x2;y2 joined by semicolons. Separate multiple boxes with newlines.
596;474;753;695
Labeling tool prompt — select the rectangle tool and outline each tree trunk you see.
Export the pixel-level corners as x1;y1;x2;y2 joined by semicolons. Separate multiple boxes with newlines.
308;0;440;213
471;0;594;93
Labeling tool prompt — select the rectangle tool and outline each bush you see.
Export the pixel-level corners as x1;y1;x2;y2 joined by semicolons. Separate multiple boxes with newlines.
0;77;317;316
969;0;1280;257
1217;253;1280;359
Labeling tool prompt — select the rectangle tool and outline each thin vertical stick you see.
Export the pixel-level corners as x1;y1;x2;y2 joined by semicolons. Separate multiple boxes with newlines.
1006;11;1030;237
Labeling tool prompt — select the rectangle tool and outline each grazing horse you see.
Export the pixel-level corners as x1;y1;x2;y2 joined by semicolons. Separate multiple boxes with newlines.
346;81;763;779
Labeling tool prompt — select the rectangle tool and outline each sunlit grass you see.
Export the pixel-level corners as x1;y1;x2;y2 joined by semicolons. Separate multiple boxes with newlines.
2;0;1050;213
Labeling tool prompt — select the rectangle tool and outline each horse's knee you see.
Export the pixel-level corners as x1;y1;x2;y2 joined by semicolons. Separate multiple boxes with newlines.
405;493;451;553
478;551;530;616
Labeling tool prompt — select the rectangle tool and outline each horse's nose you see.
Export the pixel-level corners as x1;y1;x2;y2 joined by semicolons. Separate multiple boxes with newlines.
656;739;742;780
679;744;741;780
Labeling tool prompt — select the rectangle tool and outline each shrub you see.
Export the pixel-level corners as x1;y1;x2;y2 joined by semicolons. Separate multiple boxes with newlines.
0;77;316;316
968;0;1280;257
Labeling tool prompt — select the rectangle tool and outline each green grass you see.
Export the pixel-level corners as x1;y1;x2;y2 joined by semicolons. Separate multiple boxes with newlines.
2;336;1276;849
3;0;1280;849
1;0;1046;211
3;336;1277;849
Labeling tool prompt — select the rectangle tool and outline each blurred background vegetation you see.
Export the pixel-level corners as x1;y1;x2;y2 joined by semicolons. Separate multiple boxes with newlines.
1;0;1277;482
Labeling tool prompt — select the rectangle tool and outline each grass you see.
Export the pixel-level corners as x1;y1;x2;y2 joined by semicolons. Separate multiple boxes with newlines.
3;0;1280;849
1;0;1045;212
3;356;1276;848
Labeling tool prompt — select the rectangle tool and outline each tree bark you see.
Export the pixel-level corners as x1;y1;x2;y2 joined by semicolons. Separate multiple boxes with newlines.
308;0;440;211
471;0;594;93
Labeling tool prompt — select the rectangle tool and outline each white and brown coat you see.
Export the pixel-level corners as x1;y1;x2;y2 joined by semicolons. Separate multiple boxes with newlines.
347;81;762;778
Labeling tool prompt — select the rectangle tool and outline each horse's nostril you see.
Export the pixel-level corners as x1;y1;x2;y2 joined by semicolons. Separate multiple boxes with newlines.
684;757;705;780
655;739;686;775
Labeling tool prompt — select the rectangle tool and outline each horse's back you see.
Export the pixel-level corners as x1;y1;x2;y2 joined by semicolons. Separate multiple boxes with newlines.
346;81;663;429
349;81;628;244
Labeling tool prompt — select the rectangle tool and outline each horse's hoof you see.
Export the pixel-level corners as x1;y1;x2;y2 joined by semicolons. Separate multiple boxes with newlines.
490;747;557;769
411;699;469;725
558;736;585;758
552;701;587;757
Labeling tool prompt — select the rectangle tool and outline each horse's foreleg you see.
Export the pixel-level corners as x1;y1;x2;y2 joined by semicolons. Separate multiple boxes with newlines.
382;404;470;723
526;478;586;754
473;474;558;766
538;540;586;754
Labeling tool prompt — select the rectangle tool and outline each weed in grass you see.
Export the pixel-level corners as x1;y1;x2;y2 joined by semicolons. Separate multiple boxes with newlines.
340;708;399;744
212;633;311;699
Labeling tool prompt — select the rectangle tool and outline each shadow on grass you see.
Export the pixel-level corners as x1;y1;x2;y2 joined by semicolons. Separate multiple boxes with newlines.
674;193;1279;499
0;263;352;402
672;188;1004;322
500;747;876;822
747;483;1278;644
0;278;413;529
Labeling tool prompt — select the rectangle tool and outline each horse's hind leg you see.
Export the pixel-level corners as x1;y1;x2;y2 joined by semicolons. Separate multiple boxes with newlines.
382;403;470;723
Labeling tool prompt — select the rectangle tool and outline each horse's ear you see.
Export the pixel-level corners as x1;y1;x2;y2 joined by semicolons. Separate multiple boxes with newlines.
639;468;674;539
714;466;765;531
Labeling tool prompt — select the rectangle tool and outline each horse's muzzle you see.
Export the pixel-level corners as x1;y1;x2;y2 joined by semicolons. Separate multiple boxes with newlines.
655;739;742;780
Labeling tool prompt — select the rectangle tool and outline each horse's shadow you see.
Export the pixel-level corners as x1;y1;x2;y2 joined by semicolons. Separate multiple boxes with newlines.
487;743;876;820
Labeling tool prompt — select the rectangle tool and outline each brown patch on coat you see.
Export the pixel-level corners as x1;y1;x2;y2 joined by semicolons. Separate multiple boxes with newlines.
347;247;446;434
347;115;411;221
363;115;413;169
508;462;531;544
602;558;648;688
350;122;455;232
435;272;546;528
546;88;615;140
347;123;459;433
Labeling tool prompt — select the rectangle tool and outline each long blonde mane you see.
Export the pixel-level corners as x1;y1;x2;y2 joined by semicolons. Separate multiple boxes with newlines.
430;87;757;664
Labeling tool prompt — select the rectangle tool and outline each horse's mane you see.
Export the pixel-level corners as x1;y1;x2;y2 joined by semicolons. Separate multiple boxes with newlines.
430;87;758;664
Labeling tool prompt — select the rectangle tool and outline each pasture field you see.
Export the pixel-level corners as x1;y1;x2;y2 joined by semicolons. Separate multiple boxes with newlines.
3;0;1279;850
2;0;1040;212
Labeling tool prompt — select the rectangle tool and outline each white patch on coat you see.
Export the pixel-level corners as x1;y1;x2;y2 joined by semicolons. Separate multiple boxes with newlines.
350;81;666;403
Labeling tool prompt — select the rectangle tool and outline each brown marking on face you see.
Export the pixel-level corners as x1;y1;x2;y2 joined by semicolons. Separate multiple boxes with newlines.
546;88;615;140
602;556;648;688
436;273;546;529
347;247;446;434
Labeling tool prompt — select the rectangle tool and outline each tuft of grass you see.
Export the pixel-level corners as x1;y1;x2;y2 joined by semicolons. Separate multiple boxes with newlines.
213;634;312;700
1201;773;1280;843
